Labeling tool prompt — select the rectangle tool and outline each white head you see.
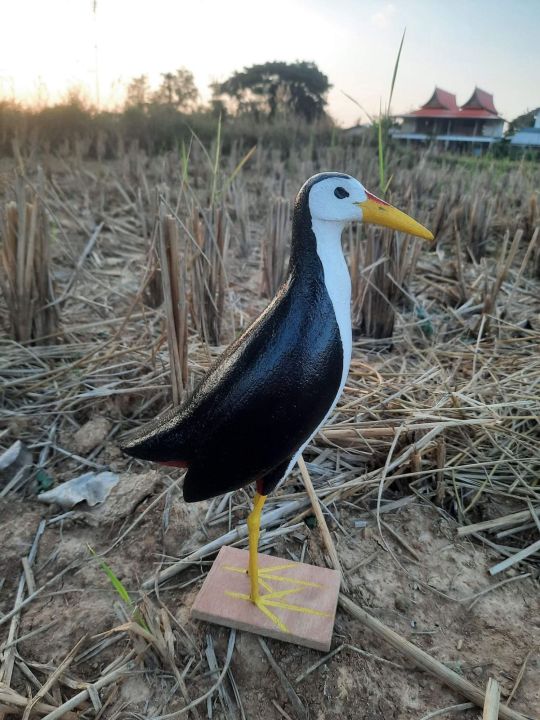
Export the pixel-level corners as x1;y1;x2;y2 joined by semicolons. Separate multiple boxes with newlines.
302;172;433;240
308;174;367;224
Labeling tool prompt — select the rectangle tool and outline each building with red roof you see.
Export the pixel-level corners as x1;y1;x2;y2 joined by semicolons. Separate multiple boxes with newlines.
391;87;505;151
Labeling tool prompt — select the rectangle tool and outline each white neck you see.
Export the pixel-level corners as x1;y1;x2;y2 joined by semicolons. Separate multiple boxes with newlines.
311;218;352;392
272;218;354;489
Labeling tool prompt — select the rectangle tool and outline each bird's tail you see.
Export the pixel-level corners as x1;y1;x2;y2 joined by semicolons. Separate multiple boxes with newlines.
119;406;189;466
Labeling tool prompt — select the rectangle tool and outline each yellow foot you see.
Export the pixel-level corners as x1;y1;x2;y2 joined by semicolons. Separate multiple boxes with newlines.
223;563;331;633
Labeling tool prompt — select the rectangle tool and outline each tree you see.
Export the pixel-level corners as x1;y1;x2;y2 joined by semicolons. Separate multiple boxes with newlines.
126;75;150;108
152;68;198;110
215;61;331;122
507;108;539;135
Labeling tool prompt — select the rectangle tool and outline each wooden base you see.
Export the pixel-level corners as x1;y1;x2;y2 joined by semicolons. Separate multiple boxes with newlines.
191;546;340;651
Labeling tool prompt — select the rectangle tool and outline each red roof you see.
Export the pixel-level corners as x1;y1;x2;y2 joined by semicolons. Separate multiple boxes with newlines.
400;87;503;120
422;87;458;111
405;109;460;118
461;87;497;114
404;108;501;120
458;109;500;119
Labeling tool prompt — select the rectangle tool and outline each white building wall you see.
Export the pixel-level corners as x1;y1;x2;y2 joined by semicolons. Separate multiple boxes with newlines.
400;119;416;133
481;120;504;138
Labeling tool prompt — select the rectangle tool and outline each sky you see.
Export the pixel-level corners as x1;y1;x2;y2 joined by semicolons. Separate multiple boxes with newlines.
1;0;539;125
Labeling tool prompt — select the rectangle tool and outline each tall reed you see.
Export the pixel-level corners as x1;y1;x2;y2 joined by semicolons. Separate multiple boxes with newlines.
0;172;59;344
158;207;188;403
189;205;231;346
260;196;290;297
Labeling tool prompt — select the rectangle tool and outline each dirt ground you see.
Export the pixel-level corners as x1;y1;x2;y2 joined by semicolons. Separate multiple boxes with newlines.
1;467;538;720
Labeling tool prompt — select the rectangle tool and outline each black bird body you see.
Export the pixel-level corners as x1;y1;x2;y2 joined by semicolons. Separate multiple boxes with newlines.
121;175;346;501
121;171;433;508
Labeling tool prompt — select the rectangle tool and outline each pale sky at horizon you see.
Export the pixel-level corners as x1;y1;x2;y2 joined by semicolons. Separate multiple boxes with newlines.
1;0;539;125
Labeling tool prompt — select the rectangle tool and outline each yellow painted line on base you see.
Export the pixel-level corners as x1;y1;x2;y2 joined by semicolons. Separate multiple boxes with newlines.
224;590;289;633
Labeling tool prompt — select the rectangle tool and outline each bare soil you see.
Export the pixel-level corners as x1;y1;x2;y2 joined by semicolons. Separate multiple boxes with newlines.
1;471;538;719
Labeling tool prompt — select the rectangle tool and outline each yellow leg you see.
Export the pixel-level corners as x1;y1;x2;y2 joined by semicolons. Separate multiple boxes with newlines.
223;490;331;634
247;491;266;603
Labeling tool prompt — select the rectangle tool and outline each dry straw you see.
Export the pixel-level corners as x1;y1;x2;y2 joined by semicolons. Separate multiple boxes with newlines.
158;207;189;404
0;140;539;719
0;172;59;344
260;196;290;298
189;205;231;346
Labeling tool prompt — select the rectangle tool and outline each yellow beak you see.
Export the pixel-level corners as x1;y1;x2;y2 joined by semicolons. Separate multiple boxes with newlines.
356;191;434;241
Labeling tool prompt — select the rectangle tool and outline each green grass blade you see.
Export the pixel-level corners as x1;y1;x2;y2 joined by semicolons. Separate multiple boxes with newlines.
383;173;394;194
88;545;132;606
180;139;191;183
341;90;375;124
222;144;257;192
88;545;149;630
378;101;385;193
380;28;406;194
210;113;222;207
388;28;406;114
186;124;214;167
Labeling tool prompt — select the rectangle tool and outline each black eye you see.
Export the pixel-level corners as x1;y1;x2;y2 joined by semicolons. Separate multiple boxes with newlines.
334;186;349;199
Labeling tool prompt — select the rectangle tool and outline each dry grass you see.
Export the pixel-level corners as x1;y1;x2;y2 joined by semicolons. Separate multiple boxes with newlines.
348;224;422;338
189;204;231;347
260;195;290;298
1;143;538;540
158;208;189;404
0;172;59;344
0;141;539;719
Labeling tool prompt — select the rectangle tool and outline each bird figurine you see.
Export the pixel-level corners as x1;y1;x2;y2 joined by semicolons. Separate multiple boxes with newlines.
121;172;433;621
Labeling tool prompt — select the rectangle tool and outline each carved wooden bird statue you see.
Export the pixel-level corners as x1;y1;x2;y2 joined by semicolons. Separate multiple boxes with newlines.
121;172;433;618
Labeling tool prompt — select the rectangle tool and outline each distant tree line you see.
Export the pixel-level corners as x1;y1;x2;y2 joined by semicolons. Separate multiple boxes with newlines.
125;69;199;111
123;61;331;122
0;60;335;156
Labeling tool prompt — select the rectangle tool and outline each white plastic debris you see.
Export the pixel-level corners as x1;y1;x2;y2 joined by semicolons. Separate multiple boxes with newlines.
38;471;120;509
0;440;32;493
